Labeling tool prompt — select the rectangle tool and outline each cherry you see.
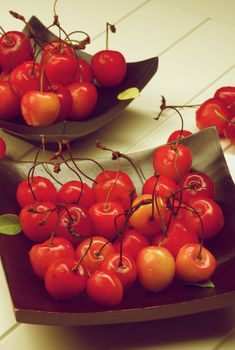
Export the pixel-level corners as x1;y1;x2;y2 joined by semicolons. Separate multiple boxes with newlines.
88;201;125;241
47;84;73;121
19;201;58;242
45;257;88;300
196;97;231;137
57;180;95;209
29;237;75;279
113;228;149;260
21;90;60;126
0;31;33;72
67;82;98;120
16;175;57;208
9;60;42;97
167;129;192;143
72;58;93;83
178;171;216;203
75;236;115;275
142;175;177;199
214;86;235;110
223;116;235;144
184;196;224;240
0;81;21;120
86;269;123;306
56;204;93;246
101;252;137;289
136;246;175;292
153;144;192;183
93;170;137;211
152;219;199;259
175;243;217;283
0;137;6;159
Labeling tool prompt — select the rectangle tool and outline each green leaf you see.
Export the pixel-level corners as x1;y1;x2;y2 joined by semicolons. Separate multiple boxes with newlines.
117;87;140;100
0;214;21;235
185;280;215;288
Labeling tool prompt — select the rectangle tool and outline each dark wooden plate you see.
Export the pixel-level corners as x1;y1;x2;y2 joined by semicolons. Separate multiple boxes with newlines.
0;127;235;326
0;16;158;144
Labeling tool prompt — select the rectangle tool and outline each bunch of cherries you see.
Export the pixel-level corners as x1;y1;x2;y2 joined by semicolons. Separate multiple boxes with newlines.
15;133;224;306
0;11;127;126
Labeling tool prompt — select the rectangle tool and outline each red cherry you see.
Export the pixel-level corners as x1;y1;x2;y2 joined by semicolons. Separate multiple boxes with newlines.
0;137;6;159
178;171;215;203
75;236;115;275
56;204;93;246
9;61;43;97
48;84;73;121
142;175;177;199
167;129;192;143
72;58;93;83
153;144;192;183
87;269;123;306
41;41;74;60
93;170;137;211
16;176;57;208
45;257;88;300
101;252;137;289
0;81;21;120
223;116;235;144
88;201;125;241
67;82;98;120
214;86;235;109
196;97;231;136
19;201;58;242
57;180;95;209
21;90;60;126
113;228;149;260
0;31;33;71
29;237;75;279
184;196;224;239
152;219;199;258
91;50;127;87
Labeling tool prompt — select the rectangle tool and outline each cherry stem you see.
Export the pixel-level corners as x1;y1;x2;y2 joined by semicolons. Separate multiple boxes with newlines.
112;151;147;183
106;22;116;50
155;95;200;120
72;236;93;273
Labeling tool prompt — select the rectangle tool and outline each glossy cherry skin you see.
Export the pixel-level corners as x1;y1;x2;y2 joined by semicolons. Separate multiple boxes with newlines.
0;82;21;120
29;237;75;279
67;82;98;120
57;180;95;209
184;196;224;239
0;31;33;71
47;84;73;121
136;246;175;292
72;58;93;83
167;129;192;143
178;171;215;203
152;219;199;259
41;41;74;60
21;90;60;126
101;252;137;289
19;201;58;242
214;86;235;109
86;269;123;306
16;176;58;208
93;170;137;211
56;204;93;246
113;228;150;260
175;243;217;283
128;194;168;237
9;61;42;97
196;97;231;136
45;257;88;300
91;50;127;87
41;52;78;86
0;137;6;159
153;144;192;183
75;236;115;275
88;201;125;241
142;175;177;199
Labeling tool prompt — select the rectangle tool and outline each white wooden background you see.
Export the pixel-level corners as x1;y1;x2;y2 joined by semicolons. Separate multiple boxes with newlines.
0;1;235;349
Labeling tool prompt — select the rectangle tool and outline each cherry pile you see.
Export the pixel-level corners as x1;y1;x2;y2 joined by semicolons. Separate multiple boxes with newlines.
0;11;127;126
15;135;224;306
